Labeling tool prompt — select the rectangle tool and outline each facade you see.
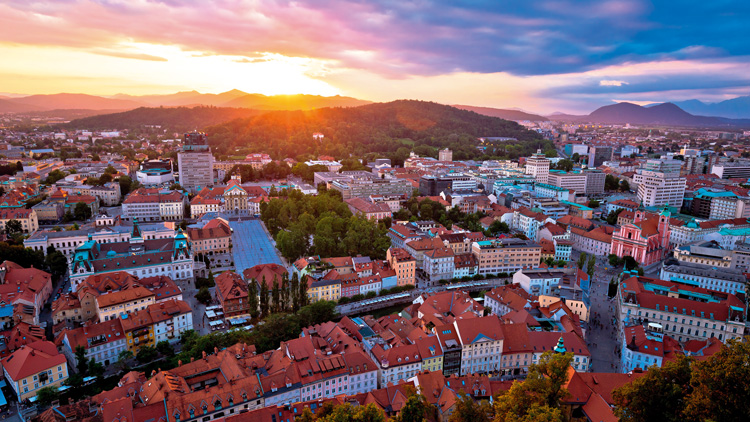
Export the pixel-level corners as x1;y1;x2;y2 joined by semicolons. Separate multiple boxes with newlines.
122;188;186;222
386;248;416;286
345;198;392;220
1;341;69;401
96;286;156;322
330;173;412;200
69;223;193;289
0;208;38;234
223;180;249;214
32;199;65;223
136;159;174;185
525;150;550;184
423;247;455;283
120;309;155;353
513;267;572;296
659;262;746;294
588;146;613;167
61;319;127;366
617;275;745;343
610;208;671;268
633;159;686;208
215;271;250;318
148;299;194;344
178;132;214;193
187;218;233;256
570;226;613;257
438;148;453;162
455;317;504;375
306;277;342;302
372;343;422;386
471;238;542;275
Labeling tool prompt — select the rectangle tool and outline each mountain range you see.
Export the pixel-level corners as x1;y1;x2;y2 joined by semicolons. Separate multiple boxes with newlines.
0;91;371;113
452;105;548;121
546;102;750;128
671;96;750;119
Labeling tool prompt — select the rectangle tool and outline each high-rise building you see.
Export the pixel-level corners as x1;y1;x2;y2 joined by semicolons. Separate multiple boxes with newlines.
525;149;550;184
633;159;686;208
588;146;613;167
438;148;453;162
177;132;214;193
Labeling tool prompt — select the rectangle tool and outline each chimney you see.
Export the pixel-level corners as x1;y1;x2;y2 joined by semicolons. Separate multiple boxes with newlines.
191;357;195;363
178;360;182;366
202;351;207;361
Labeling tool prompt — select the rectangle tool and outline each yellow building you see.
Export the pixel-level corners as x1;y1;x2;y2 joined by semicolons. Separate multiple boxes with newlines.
1;341;69;401
96;286;156;322
472;238;542;275
306;277;341;302
0;208;38;234
187;218;233;256
387;247;416;286
121;309;156;353
415;336;443;373
539;295;589;322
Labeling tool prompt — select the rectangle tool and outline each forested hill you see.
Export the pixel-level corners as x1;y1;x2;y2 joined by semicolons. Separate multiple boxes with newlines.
205;100;552;161
65;106;262;132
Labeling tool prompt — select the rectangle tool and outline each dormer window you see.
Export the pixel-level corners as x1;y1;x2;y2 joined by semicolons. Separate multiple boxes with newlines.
214;399;222;410
202;405;208;415
173;412;180;422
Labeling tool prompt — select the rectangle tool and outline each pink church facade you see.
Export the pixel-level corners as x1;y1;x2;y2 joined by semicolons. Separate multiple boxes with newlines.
610;208;671;267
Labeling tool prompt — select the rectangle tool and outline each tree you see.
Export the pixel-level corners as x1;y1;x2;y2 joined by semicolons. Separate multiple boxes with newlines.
45;247;68;280
608;254;623;267
195;287;212;305
571;152;580;163
117;350;134;372
298;273;309;308
259;277;269;317
555;159;574;172
75;345;89;376
488;220;510;235
297;300;337;328
248;279;259;318
606;208;624;225
586;255;596;278
588;199;600;208
36;386;60;407
392;387;436;422
623;255;638;271
4;219;23;237
119;175;134;196
577;252;587;269
73;202;92;221
136;345;159;363
493;352;572;422
620;180;631;192
156;340;175;357
613;355;693;422
88;359;104;378
683;340;750;422
271;278;281;313
450;391;491;422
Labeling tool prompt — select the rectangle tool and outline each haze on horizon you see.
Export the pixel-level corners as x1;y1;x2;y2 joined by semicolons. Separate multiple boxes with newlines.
2;0;750;114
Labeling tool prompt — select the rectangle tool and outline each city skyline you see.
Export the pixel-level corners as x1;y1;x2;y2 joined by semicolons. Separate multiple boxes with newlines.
2;1;750;114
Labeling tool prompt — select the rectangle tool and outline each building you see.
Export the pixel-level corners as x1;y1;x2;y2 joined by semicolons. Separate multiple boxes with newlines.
633;159;686;208
148;299;194;344
386;248;416;286
187;218;233;256
525;149;550;184
659;261;747;294
711;164;750;179
1;341;68;401
438;148;453;162
423;247;455;284
610;208;671;268
372;343;422;386
306;276;341;302
588;146;613;167
96;286;156;322
617;274;745;343
570;226;613;257
419;173;477;196
547;170;604;195
471;238;542;275
513;266;577;296
331;173;413;200
122;188;186;222
178;132;214;193
120;309;155;352
61;319;127;366
345;198;392;221
25;221;174;258
223;180;249;214
455;316;504;375
31;199;65;223
215;271;250;319
136;159;174;185
69;222;193;289
501;325;590;375
0;208;38;234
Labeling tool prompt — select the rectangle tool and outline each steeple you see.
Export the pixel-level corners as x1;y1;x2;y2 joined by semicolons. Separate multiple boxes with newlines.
554;336;567;354
130;218;143;244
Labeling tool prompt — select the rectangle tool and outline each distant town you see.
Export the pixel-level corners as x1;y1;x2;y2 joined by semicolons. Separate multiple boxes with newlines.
1;112;750;422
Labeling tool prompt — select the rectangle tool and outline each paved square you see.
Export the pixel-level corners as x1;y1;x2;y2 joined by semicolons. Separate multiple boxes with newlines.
229;219;285;274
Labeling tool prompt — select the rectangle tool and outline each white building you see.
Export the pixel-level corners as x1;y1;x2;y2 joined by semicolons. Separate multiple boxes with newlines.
525;150;550;184
455;316;504;375
633;159;686;208
150;300;194;344
343;351;379;395
372;344;422;386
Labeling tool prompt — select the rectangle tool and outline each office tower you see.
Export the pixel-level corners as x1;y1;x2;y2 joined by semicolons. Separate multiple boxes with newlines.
439;148;453;162
178;132;214;193
633;158;686;208
525;149;550;184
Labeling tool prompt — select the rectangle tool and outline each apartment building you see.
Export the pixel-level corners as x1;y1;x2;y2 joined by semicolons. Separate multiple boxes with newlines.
215;271;250;318
96;286;156;322
0;208;38;234
659;261;747;294
61;319;127;366
187;218;233;256
1;341;69;401
371;343;422;386
386;248;416;286
455;316;504;375
471;238;542;275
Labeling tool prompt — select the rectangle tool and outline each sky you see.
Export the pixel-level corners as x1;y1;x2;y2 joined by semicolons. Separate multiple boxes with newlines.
1;0;750;114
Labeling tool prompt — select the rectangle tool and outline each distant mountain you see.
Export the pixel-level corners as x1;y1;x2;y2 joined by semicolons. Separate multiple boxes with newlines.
112;89;250;107
452;105;548;121
65;106;262;131
221;94;371;110
8;93;147;111
0;98;45;113
556;102;750;127
673;95;750;119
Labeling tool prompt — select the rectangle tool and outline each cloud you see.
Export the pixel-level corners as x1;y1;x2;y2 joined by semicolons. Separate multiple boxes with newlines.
600;80;628;86
91;49;168;62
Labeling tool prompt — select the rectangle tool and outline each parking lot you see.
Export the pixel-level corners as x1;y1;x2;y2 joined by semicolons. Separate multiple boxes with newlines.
229;219;285;275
